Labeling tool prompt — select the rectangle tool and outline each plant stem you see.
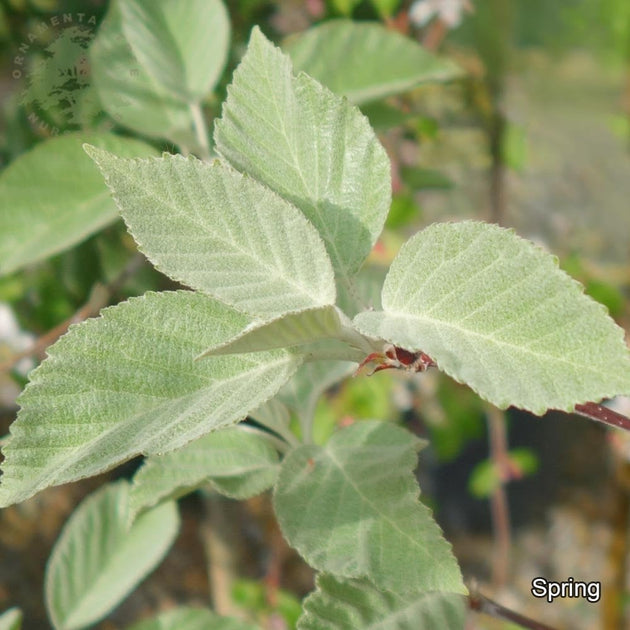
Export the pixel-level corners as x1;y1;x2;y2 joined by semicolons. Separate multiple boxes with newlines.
190;102;211;161
336;309;382;356
574;402;630;432
469;591;558;630
486;405;512;588
200;494;245;619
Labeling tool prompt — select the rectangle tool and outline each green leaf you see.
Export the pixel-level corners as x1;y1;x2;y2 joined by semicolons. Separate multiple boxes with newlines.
215;27;391;281
298;575;466;630
273;421;465;594
360;101;410;131
330;0;361;15
336;263;387;317
118;0;230;102
45;481;179;630
126;606;259;630
286;20;462;105
354;222;630;414
469;448;538;498
250;398;292;438
129;426;280;519
86;147;335;318
400;167;453;191
369;0;401;19
278;360;356;428
90;3;194;145
198;306;342;358
0;133;156;275
0;609;22;630
0;291;301;506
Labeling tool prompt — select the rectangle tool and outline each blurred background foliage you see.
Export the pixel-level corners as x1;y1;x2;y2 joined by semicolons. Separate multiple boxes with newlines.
1;0;630;628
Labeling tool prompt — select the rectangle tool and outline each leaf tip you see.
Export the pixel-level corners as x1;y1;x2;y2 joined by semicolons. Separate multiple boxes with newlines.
82;144;117;173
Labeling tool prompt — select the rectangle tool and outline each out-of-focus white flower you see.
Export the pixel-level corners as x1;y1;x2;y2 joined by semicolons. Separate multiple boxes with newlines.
409;0;472;29
0;303;35;376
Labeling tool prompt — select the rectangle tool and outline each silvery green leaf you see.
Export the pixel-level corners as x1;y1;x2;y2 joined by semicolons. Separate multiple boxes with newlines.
286;20;462;105
129;426;280;520
250;398;292;436
273;421;465;594
298;575;466;630
354;221;630;414
0;133;155;275
0;291;301;506
278;360;356;429
86;146;336;318
45;481;178;630
198;306;342;358
215;27;391;282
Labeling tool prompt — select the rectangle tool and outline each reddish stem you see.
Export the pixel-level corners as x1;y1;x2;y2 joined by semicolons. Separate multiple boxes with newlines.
574;402;630;432
486;406;511;588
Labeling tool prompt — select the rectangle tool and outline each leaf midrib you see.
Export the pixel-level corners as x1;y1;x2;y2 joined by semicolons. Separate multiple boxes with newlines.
111;158;328;307
383;310;626;379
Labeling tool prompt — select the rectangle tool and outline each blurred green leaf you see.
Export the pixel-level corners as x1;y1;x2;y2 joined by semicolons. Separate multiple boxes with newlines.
118;0;230;102
585;280;624;319
0;608;22;630
369;0;401;18
400;166;454;190
232;579;301;628
469;448;539;498
385;193;420;229
502;122;528;172
0;133;155;276
361;101;410;130
330;0;362;16
287;20;462;105
45;481;179;630
90;3;195;146
126;606;258;630
428;379;485;462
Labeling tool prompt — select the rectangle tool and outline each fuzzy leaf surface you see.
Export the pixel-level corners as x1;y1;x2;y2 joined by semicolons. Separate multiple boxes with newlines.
119;0;229;101
90;3;195;145
45;481;178;630
298;575;466;630
273;421;465;594
286;20;461;104
129;426;279;519
0;134;155;275
0;291;301;506
198;306;341;358
278;360;356;430
250;398;292;438
127;607;258;630
86;147;335;318
215;27;391;281
354;222;630;414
